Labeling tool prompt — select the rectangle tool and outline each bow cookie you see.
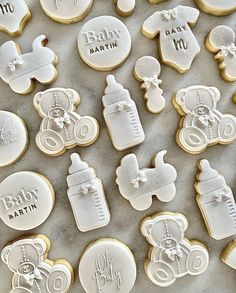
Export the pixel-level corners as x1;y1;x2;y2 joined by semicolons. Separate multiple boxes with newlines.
56;0;79;8
214;190;231;202
24;268;42;286
8;56;24;72
220;44;236;57
117;101;133;112
131;171;147;189
54;113;71;129
165;244;183;261
79;183;96;195
162;8;178;20
142;76;162;89
198;112;215;128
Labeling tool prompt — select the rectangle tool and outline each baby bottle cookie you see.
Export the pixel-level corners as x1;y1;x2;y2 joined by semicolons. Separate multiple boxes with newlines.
34;88;99;156
222;240;236;270
142;5;200;73
114;0;135;16
102;75;145;151
195;159;236;240
79;238;137;293
195;0;236;16
206;25;236;82
173;85;236;154
1;234;74;293
141;212;209;287
67;153;110;232
134;56;165;114
116;150;177;211
0;35;58;95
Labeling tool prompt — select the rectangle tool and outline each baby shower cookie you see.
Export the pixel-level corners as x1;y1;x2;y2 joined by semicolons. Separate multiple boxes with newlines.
0;110;28;167
206;25;236;82
79;238;137;293
114;0;135;16
0;35;58;95
0;0;31;37
0;171;54;230
195;0;236;16
116;150;177;211
173;85;236;154
222;240;236;270
67;153;110;232
1;234;74;292
102;75;145;151
77;16;131;71
141;212;209;287
40;0;93;24
34;88;99;156
134;56;165;114
142;5;200;73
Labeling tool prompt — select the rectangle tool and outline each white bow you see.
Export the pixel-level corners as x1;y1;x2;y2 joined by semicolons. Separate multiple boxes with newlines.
214;190;231;202
54;113;71;129
24;268;42;286
142;76;162;89
198;112;215;128
220;44;236;57
131;171;147;189
162;8;178;20
79;183;96;195
8;56;24;72
165;244;182;261
56;0;78;8
117;101;133;112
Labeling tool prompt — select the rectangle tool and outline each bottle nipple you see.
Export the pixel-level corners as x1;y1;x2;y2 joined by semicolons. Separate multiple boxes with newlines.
69;153;88;174
105;75;124;95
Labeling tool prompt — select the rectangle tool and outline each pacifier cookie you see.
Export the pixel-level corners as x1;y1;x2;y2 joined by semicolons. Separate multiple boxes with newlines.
114;0;135;16
195;0;236;16
222;240;236;270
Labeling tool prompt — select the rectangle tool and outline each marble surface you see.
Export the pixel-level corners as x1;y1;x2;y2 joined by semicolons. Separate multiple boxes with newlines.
0;0;236;292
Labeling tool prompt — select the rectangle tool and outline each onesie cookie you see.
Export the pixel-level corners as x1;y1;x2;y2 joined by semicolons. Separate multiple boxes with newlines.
222;240;236;270
102;75;145;151
116;150;177;211
114;0;135;16
79;238;137;293
173;85;236;154
195;0;236;16
1;234;74;292
134;56;165;114
0;110;28;167
141;212;209;287
0;35;58;95
77;16;131;71
0;171;55;230
142;5;200;73
34;88;99;156
67;153;110;232
206;25;236;82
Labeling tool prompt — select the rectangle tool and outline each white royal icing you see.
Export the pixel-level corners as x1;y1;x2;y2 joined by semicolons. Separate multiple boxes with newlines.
114;0;135;16
102;75;145;151
116;150;177;211
195;0;236;15
79;238;137;293
222;240;236;270
0;171;54;231
0;35;58;94
141;213;209;287
33;88;99;156
142;5;200;73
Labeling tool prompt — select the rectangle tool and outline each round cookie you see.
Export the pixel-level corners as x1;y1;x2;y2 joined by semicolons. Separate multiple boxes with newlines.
0;171;55;230
0;111;28;167
79;238;137;293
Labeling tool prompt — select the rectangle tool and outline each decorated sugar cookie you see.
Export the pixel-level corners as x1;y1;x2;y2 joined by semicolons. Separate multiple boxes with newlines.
142;5;200;73
67;153;110;232
102;75;145;151
0;35;58;95
195;0;236;16
1;235;74;292
40;0;93;24
173;85;236;154
77;16;131;71
0;110;28;167
116;150;177;211
114;0;135;16
134;56;165;114
222;240;236;270
206;25;236;82
0;0;31;37
195;159;236;240
79;238;137;293
141;212;209;287
34;88;99;156
0;171;54;230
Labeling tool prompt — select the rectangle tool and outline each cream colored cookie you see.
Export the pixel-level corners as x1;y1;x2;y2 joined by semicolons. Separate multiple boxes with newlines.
114;0;135;16
195;0;236;16
222;240;236;270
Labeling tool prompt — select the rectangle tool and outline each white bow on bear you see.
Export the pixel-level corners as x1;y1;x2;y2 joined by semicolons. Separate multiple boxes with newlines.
8;56;24;72
54;113;71;129
164;244;183;261
23;268;42;286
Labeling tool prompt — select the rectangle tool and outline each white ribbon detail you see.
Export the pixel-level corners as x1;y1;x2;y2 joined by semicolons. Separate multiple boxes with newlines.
164;244;183;261
117;101;133;112
24;268;42;286
142;76;162;89
162;8;178;20
8;56;24;72
220;44;236;57
214;190;231;202
131;171;147;189
54;113;71;129
79;183;96;195
198;112;215;128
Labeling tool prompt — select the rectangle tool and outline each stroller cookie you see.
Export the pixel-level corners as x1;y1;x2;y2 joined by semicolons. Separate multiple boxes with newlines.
222;240;236;270
114;0;135;16
195;0;236;16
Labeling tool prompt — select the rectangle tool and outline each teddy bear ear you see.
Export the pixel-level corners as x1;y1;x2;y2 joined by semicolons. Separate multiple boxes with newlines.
175;214;188;232
175;89;187;106
141;219;153;237
33;92;43;109
208;87;221;103
1;245;11;264
33;238;47;255
65;89;80;105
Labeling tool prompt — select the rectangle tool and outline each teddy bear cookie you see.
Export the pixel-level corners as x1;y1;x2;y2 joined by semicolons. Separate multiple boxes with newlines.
0;35;58;95
134;56;165;114
116;150;177;211
77;16;131;71
1;234;74;293
67;153;110;232
33;88;99;156
206;25;236;82
222;240;236;270
79;238;137;293
142;5;200;73
141;212;209;287
173;85;236;154
40;0;93;24
0;0;31;37
114;0;135;16
195;0;236;16
195;159;236;240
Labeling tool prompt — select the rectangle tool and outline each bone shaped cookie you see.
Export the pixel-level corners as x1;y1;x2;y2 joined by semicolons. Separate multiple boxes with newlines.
222;240;236;270
195;0;236;16
114;0;135;16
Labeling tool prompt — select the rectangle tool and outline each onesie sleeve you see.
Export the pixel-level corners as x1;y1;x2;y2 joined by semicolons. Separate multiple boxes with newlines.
180;5;200;25
142;12;162;39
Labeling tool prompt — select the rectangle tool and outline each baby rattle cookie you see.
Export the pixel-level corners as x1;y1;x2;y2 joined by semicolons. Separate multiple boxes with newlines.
206;25;236;82
0;35;58;95
0;110;28;167
79;238;137;293
1;234;74;293
222;240;236;270
195;0;236;16
114;0;135;16
33;88;99;156
116;150;177;211
141;212;209;287
173;85;236;154
134;56;165;114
